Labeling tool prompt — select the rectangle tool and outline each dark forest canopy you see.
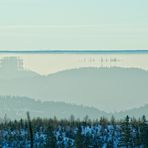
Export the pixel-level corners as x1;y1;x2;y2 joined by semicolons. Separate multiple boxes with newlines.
0;114;148;147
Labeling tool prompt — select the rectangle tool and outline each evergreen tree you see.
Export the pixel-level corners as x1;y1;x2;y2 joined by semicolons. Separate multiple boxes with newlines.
110;115;116;127
118;115;132;147
75;126;85;148
100;116;108;129
130;117;141;147
140;115;148;147
134;127;141;147
83;134;93;147
45;125;57;148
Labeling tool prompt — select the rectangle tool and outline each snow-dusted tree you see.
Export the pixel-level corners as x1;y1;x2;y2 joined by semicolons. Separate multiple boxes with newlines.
118;115;133;147
45;125;56;148
140;115;148;147
75;126;85;148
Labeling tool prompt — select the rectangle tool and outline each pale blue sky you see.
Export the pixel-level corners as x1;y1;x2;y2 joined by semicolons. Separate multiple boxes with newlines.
0;0;148;50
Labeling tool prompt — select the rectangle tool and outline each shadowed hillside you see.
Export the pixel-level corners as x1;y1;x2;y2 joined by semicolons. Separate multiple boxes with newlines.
0;96;108;120
0;96;147;120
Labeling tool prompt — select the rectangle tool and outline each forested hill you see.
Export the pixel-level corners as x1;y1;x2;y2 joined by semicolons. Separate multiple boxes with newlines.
0;96;148;120
0;96;108;120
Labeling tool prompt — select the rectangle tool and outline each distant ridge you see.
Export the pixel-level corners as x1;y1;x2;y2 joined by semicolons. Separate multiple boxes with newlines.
0;66;148;112
0;50;148;54
0;96;147;120
0;96;109;120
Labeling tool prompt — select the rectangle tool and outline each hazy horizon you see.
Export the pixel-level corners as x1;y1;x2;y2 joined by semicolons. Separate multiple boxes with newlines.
0;54;148;112
0;52;148;75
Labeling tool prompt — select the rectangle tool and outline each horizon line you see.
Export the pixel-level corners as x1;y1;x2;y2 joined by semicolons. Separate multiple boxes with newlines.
0;49;148;54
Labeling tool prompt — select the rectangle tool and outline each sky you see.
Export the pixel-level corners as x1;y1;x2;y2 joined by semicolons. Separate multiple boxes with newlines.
0;0;148;50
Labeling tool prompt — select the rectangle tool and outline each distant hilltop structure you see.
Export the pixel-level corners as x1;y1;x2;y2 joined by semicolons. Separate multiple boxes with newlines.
0;57;24;71
0;57;37;79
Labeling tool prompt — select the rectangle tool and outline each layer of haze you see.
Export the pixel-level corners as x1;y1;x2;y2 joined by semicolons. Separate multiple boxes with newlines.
0;53;148;75
0;0;148;50
0;54;148;112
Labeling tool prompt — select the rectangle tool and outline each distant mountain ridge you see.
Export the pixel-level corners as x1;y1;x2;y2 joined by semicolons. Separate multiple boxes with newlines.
0;56;148;112
0;65;148;112
0;96;147;120
0;96;109;120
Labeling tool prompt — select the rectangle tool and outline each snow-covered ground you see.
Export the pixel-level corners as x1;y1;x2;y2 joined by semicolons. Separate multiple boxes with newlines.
0;123;143;148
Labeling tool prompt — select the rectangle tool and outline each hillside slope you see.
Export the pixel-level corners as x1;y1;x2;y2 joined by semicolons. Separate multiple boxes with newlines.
0;67;148;111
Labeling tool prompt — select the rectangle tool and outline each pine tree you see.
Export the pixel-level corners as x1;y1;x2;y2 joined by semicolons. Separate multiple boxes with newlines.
130;117;141;147
140;115;148;147
110;115;116;127
134;127;141;147
75;126;85;148
83;134;93;147
100;116;108;129
118;115;133;147
45;125;57;148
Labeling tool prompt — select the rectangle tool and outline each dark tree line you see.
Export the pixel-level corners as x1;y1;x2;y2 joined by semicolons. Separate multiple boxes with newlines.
0;114;148;147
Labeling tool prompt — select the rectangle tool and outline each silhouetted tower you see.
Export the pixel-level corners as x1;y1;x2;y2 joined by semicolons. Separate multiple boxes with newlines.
0;57;24;71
